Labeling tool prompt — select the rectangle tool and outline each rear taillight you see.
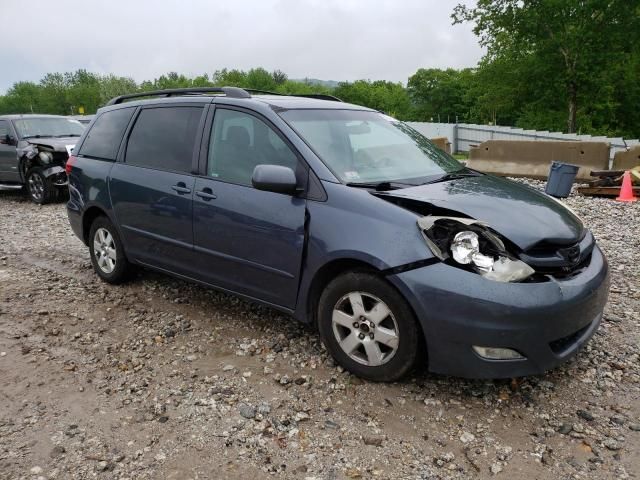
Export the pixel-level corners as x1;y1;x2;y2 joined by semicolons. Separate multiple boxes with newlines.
65;155;77;175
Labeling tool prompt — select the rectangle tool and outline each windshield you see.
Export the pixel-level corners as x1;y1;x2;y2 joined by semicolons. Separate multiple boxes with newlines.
280;109;462;184
13;117;85;139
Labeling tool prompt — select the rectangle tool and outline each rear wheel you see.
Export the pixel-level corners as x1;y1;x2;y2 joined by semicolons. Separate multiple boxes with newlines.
26;167;54;204
89;216;132;284
318;272;419;382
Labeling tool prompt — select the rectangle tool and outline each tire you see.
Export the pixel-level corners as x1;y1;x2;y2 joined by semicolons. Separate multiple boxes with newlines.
318;272;419;382
88;216;132;284
26;167;54;204
55;187;69;203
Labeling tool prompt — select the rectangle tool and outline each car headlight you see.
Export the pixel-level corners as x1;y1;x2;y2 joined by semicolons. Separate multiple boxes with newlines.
417;217;534;283
451;231;492;269
38;151;53;163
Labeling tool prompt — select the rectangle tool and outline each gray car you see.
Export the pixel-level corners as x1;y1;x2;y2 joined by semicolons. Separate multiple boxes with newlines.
0;114;84;203
66;87;610;381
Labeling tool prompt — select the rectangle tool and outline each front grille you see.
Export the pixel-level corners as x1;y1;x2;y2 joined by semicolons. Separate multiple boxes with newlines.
536;252;592;279
520;231;594;279
549;322;591;355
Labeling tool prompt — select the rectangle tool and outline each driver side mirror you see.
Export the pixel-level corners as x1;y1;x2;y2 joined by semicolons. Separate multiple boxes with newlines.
251;164;299;194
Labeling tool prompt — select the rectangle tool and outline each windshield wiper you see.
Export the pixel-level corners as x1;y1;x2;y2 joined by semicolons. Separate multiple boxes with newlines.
55;134;81;137
423;169;481;185
346;181;409;191
22;134;49;139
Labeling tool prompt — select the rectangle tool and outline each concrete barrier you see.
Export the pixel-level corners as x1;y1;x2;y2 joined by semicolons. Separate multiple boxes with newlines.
429;136;451;154
612;145;640;170
467;140;610;181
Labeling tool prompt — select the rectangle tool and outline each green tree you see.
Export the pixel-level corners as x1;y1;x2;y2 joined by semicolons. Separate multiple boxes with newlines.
407;68;475;123
39;73;70;114
272;69;288;85
245;67;277;91
152;72;193;90
610;49;640;137
453;0;640;133
99;75;138;105
212;68;248;87
65;70;102;114
0;81;42;114
334;80;412;119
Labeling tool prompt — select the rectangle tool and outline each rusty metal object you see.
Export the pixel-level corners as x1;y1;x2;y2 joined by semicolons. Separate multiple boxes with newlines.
577;186;640;197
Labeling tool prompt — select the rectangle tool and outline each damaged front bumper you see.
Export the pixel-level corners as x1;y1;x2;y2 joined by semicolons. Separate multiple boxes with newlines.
42;166;68;186
387;245;610;378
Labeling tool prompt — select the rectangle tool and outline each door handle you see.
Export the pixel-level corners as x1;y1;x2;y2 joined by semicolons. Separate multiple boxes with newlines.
171;182;191;194
195;188;217;200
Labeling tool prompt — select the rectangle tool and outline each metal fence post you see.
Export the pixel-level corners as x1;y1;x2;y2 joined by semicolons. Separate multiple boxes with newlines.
453;123;459;154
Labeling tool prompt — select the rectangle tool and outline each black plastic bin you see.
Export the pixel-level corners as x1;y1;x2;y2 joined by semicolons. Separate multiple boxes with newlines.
545;161;579;198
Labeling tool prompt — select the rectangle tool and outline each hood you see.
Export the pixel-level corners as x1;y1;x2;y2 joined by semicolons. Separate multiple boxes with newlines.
25;137;77;154
377;174;584;251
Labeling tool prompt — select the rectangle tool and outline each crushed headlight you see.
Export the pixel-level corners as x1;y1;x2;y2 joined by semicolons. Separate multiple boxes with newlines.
450;231;479;264
450;231;494;273
38;151;53;163
483;257;535;282
418;217;535;282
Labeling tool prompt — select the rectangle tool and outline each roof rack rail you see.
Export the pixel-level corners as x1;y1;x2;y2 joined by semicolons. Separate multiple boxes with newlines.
242;89;282;96
105;86;343;106
242;89;343;102
105;86;251;106
294;93;343;102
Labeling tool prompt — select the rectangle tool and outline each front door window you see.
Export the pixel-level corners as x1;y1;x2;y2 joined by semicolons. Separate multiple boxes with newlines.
208;109;299;185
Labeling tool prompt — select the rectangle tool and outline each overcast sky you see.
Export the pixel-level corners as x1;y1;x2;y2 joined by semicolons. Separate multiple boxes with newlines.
0;0;483;93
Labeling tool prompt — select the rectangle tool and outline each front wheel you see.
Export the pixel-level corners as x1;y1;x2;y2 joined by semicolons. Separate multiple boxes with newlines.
89;217;132;284
26;167;54;204
318;272;419;382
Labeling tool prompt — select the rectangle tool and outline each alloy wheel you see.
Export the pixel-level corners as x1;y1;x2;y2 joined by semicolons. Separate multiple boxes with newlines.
93;228;117;274
331;291;399;366
28;172;45;202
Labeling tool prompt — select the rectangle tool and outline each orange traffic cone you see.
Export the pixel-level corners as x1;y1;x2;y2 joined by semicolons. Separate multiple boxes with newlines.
616;171;637;202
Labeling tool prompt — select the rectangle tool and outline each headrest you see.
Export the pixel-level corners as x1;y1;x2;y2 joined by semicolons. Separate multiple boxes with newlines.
226;126;250;147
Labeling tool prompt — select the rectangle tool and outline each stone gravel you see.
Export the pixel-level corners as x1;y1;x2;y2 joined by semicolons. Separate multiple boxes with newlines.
0;180;638;479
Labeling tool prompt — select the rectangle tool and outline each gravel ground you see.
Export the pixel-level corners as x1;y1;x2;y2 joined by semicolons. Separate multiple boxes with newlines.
0;180;638;480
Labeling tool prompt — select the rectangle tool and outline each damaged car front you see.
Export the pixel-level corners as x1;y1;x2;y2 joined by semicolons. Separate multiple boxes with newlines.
281;107;609;379
0;115;84;204
377;174;609;378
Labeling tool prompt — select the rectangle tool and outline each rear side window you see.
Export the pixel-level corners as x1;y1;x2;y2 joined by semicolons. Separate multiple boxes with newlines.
125;107;203;173
79;108;134;160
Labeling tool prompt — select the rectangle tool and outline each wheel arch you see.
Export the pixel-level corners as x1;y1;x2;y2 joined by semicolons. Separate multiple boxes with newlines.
301;258;428;365
82;206;110;245
20;156;45;182
303;259;378;327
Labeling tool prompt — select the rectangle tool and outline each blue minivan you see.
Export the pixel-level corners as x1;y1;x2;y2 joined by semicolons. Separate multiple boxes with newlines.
66;87;609;381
